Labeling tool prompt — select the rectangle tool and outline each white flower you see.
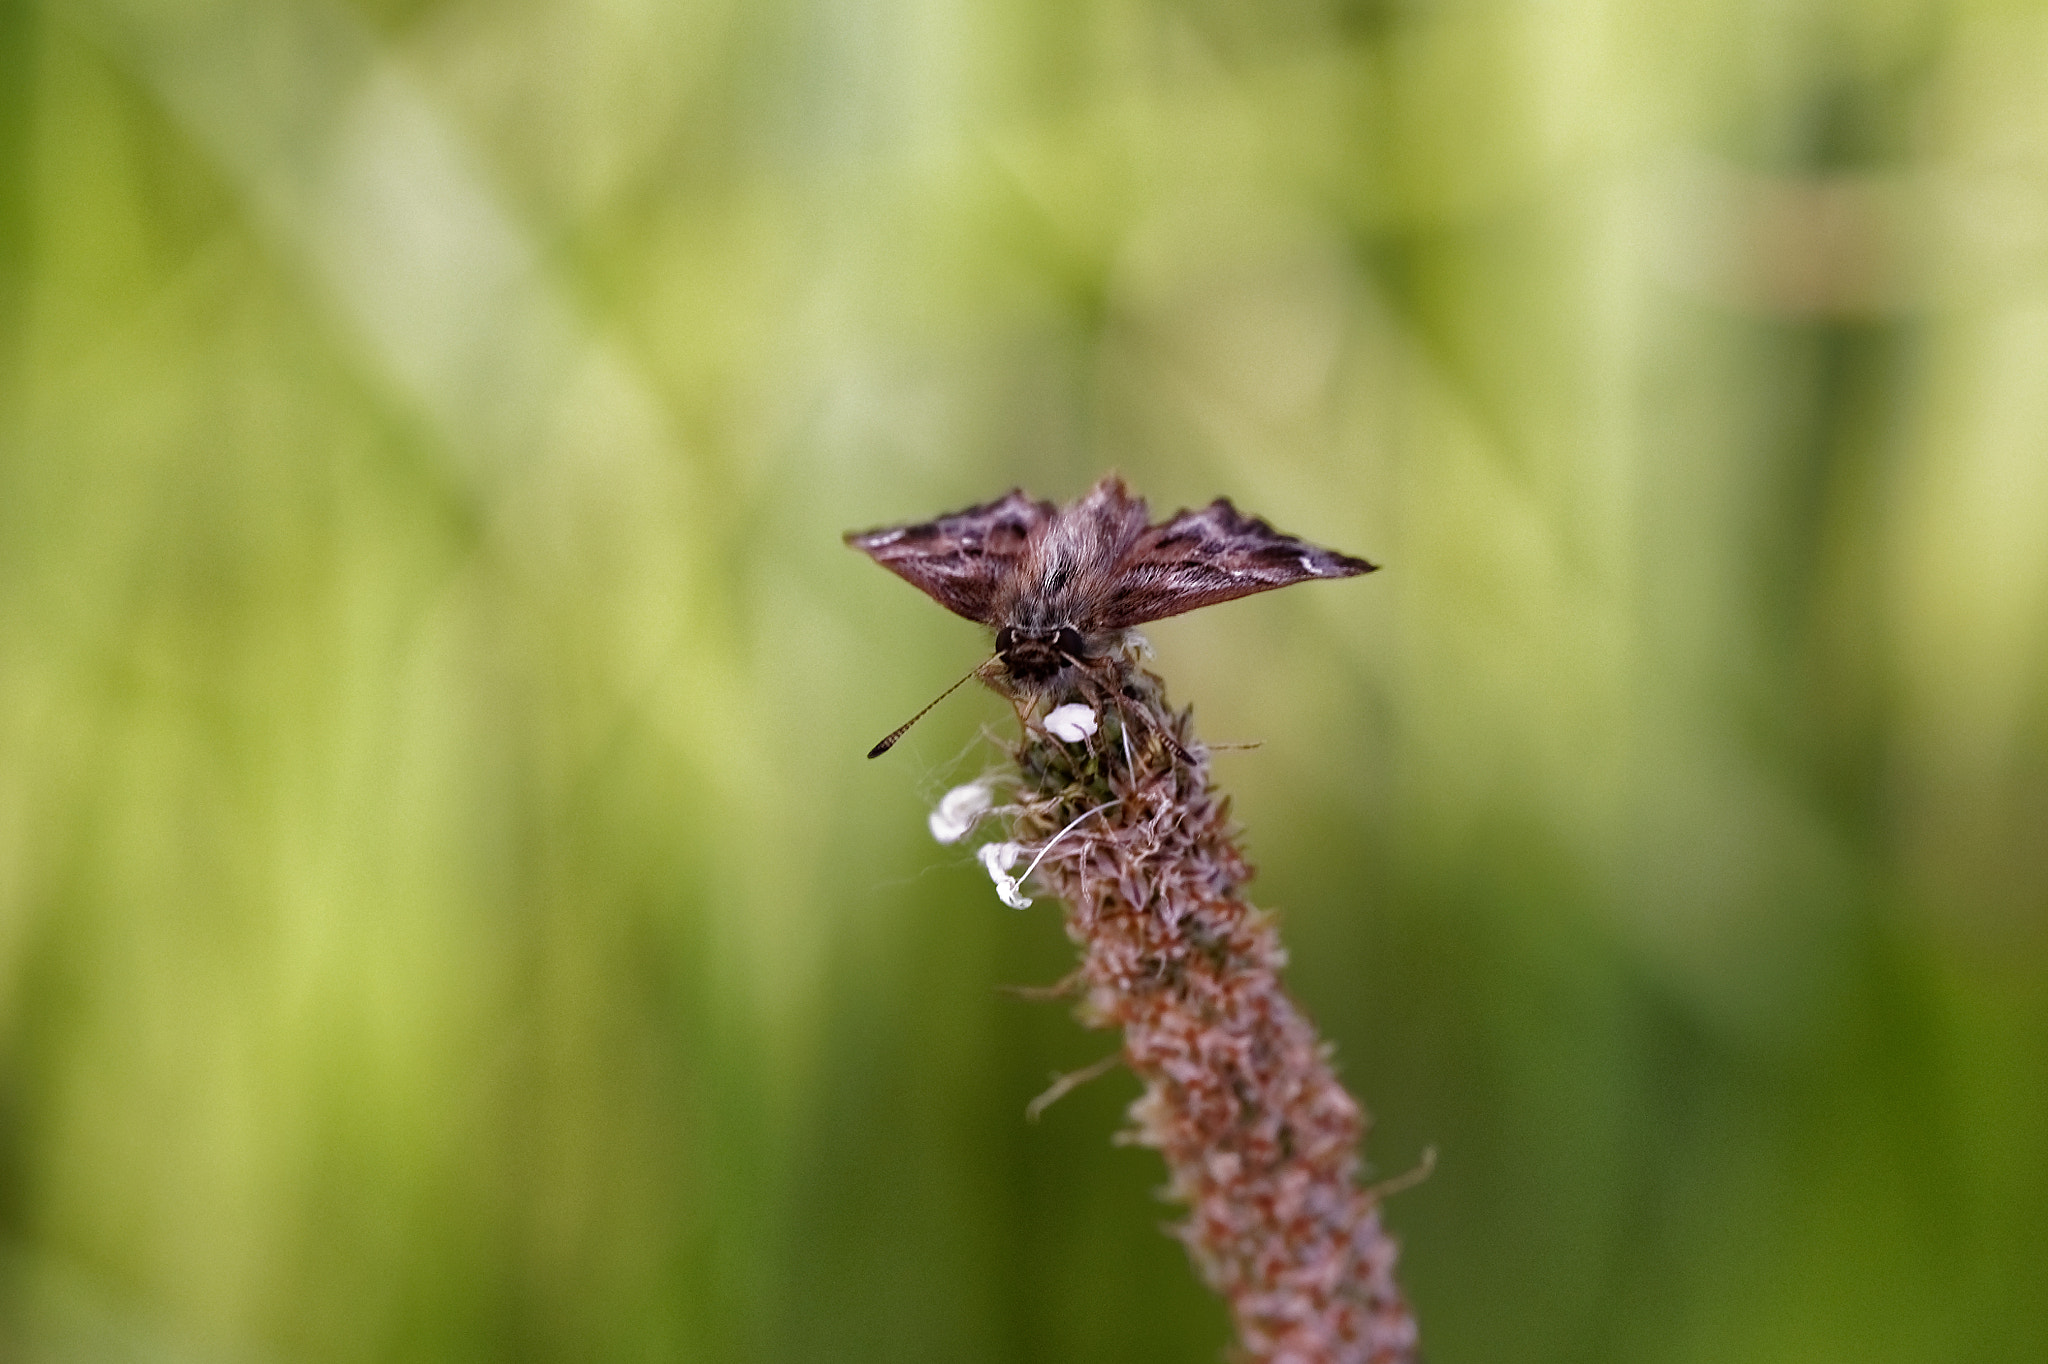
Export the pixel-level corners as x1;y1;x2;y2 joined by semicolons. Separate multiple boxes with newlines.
969;798;1121;913
976;841;1023;875
928;781;994;844
1043;703;1099;743
976;840;1032;909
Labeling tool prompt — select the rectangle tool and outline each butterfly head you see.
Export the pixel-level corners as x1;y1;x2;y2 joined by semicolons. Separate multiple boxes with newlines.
994;624;1088;687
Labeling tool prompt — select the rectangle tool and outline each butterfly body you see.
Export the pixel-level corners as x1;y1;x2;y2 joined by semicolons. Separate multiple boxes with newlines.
848;477;1376;704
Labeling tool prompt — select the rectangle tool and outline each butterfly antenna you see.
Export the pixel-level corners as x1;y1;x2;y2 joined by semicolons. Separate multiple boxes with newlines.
1077;656;1195;768
867;656;997;758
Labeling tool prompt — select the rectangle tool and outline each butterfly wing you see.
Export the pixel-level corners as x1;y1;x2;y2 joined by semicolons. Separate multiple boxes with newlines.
846;488;1058;625
1091;498;1377;630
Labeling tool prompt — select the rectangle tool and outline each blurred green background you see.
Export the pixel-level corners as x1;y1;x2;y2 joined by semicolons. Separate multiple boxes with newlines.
2;0;2045;1361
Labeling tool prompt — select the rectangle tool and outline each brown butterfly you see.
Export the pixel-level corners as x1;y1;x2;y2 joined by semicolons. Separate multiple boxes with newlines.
847;476;1377;756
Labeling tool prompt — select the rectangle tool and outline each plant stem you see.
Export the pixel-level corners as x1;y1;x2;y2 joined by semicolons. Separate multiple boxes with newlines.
1005;660;1418;1364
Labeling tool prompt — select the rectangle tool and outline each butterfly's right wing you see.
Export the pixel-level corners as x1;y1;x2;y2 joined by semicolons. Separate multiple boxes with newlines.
845;489;1057;624
1091;498;1376;630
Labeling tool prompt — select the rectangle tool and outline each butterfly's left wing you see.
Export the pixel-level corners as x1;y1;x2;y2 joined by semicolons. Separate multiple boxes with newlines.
846;489;1058;625
1090;498;1376;630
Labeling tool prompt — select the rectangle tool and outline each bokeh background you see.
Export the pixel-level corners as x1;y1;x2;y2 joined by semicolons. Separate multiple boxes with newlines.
3;0;2045;1361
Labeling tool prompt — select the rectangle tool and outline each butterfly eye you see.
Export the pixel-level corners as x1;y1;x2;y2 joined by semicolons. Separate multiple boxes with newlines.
995;626;1016;652
1054;627;1085;657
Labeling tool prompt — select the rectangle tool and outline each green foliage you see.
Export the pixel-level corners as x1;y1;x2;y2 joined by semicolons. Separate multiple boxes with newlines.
1;1;2044;1361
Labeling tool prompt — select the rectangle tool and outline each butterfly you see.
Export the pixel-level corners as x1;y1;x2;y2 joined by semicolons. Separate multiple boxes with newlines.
847;476;1377;755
